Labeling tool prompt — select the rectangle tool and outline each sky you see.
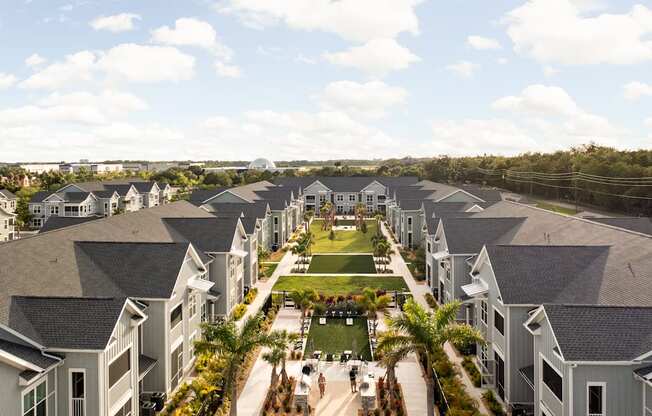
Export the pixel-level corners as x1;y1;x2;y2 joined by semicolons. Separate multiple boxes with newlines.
0;0;651;162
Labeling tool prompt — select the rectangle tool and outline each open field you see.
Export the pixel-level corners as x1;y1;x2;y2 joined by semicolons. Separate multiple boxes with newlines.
305;317;372;361
307;254;376;274
310;220;376;253
273;275;408;295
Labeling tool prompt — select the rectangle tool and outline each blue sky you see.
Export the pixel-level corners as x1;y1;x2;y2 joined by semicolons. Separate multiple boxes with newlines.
0;0;650;162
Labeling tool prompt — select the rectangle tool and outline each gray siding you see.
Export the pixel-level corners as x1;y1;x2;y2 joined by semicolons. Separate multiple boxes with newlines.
0;364;57;416
142;301;167;392
572;364;643;416
508;306;534;404
57;352;101;416
533;317;567;416
646;383;652;413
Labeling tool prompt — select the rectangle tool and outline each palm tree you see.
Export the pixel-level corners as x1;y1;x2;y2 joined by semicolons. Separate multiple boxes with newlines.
195;313;275;416
377;299;484;416
270;330;300;385
374;240;392;271
290;289;318;337
360;287;391;335
377;344;410;391
262;347;284;387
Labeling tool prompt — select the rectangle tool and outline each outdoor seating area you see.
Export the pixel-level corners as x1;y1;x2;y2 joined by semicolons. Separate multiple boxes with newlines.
304;316;373;362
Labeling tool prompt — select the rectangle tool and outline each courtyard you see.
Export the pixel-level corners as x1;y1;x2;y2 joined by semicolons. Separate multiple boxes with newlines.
304;317;372;361
310;219;377;253
307;254;376;273
272;275;408;295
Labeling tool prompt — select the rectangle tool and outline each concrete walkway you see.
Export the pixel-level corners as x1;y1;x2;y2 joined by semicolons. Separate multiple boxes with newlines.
381;222;491;415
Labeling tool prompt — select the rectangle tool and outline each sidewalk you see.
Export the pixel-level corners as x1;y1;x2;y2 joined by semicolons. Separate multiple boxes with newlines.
380;222;491;416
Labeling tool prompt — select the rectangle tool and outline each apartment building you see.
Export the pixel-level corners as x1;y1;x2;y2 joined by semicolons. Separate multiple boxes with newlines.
28;180;170;228
0;189;17;241
0;201;261;416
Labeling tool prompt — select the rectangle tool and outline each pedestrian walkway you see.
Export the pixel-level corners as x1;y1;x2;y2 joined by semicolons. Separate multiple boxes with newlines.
381;222;491;415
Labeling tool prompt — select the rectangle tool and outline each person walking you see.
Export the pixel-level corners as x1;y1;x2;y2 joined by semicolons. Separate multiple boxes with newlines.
349;368;357;393
318;372;326;398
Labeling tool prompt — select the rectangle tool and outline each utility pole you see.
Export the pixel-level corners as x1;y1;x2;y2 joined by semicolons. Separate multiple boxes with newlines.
573;171;579;213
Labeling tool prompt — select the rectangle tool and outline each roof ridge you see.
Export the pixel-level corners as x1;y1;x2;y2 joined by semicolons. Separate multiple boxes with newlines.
75;240;188;246
545;303;652;310
13;295;125;301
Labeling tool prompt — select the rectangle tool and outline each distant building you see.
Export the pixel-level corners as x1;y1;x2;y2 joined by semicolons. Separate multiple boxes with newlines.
248;158;277;171
59;162;123;174
20;164;61;174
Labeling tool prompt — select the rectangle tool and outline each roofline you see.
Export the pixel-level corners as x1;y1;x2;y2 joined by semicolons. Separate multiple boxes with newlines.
0;349;44;372
436;189;486;203
0;324;45;350
102;298;148;350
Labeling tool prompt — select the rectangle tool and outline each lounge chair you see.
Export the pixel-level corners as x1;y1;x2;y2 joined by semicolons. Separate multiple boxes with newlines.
346;318;353;326
319;317;326;325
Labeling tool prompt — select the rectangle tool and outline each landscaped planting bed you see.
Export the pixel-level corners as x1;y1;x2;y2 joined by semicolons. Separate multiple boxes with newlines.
310;220;377;253
272;275;408;295
304;317;372;361
307;254;376;273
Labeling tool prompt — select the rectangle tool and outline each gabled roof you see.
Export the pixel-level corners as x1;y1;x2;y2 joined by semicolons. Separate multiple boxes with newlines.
205;201;270;219
129;181;158;193
76;241;199;299
39;216;102;233
473;201;652;306
0;189;16;200
440;217;526;253
190;187;227;206
29;191;52;203
93;190;119;199
62;192;93;203
163;216;243;253
103;184;135;197
543;304;652;362
274;176;419;193
7;296;128;350
423;201;478;234
485;245;611;305
0;337;60;370
586;217;652;236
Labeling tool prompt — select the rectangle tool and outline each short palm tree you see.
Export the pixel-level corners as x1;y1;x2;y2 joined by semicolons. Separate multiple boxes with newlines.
262;346;284;387
290;289;318;337
360;287;391;334
377;299;484;416
270;330;300;385
195;313;275;416
377;344;411;391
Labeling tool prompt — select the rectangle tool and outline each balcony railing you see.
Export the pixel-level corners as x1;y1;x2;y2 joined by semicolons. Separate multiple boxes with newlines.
72;398;85;416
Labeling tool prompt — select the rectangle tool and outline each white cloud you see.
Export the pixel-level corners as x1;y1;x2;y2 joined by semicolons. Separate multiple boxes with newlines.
98;44;195;83
467;35;502;50
543;66;560;77
497;58;508;65
152;18;226;54
0;73;17;89
445;61;479;78
323;38;420;77
318;80;407;120
295;54;316;65
0;104;107;126
19;51;96;90
38;90;148;114
646;117;652;129
624;81;652;100
25;53;47;68
218;0;423;43
492;84;579;116
90;13;141;32
215;62;242;78
504;0;652;65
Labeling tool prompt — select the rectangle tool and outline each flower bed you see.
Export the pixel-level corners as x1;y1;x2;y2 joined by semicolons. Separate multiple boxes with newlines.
431;348;482;415
260;378;298;415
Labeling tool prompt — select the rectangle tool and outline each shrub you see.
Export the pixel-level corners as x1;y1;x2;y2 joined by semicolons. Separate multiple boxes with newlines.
313;302;326;315
461;356;482;388
231;303;247;321
424;293;438;309
482;390;506;416
243;287;258;305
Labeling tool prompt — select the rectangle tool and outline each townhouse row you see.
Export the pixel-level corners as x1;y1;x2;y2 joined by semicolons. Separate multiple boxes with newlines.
0;188;17;241
28;180;173;229
0;180;305;416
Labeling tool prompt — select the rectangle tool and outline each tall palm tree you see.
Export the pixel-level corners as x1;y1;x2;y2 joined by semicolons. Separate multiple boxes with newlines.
360;287;391;335
195;313;275;416
290;289;318;337
377;299;484;416
377;344;411;391
262;346;284;387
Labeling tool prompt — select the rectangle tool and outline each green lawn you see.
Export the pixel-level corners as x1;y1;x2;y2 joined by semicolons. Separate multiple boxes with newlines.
307;255;376;273
305;318;372;361
259;262;278;278
335;219;356;226
273;275;408;295
535;201;578;216
310;220;377;253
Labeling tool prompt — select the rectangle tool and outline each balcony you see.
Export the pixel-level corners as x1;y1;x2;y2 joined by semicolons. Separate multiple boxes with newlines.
139;354;158;381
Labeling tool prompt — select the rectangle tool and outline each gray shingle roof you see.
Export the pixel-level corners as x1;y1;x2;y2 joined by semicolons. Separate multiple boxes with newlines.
163;217;241;253
190;188;227;206
0;189;16;200
423;201;478;234
40;216;102;233
486;245;611;304
543;304;652;361
103;184;134;197
129;181;157;193
30;191;52;203
441;217;526;253
0;338;60;369
473;201;652;306
8;296;127;350
62;192;92;203
586;217;652;236
274;176;419;193
76;241;195;298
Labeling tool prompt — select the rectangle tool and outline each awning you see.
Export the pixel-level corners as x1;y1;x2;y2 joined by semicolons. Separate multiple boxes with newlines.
138;354;158;381
634;365;652;382
229;249;248;258
187;277;215;293
461;280;488;297
433;251;449;260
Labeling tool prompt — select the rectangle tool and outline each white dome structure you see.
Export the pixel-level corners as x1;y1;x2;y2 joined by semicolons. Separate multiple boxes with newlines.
248;158;276;170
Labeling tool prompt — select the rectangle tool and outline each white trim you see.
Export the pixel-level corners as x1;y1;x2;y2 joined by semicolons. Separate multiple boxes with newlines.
21;376;47;416
493;306;505;336
170;300;184;331
0;348;43;372
171;335;184;350
493;343;505;360
436;188;486;203
108;389;133;416
586;381;606;416
68;368;86;416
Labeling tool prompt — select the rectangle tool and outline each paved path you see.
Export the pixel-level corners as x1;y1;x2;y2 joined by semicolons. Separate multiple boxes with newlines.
381;222;491;415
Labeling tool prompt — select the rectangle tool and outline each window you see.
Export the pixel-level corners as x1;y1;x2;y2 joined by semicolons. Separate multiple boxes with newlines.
494;309;504;335
587;382;605;416
22;379;46;416
33;218;43;227
49;206;59;215
480;300;488;325
32;205;42;214
336;194;344;202
109;349;131;388
306;195;315;202
542;358;563;402
170;304;183;329
170;343;183;389
366;194;373;203
113;399;132;416
189;331;198;359
378;195;386;202
70;370;85;416
349;195;356;202
319;194;326;203
201;302;207;323
189;294;197;318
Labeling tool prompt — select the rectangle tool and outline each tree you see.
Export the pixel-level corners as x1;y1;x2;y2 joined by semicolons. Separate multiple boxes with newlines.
377;299;484;416
360;287;391;335
355;203;366;229
195;314;276;416
262;346;284;387
290;289;317;337
270;330;299;386
328;229;336;242
377;345;410;391
374;240;392;271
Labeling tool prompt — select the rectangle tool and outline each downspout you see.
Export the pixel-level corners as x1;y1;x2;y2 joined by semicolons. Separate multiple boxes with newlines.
568;363;576;416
